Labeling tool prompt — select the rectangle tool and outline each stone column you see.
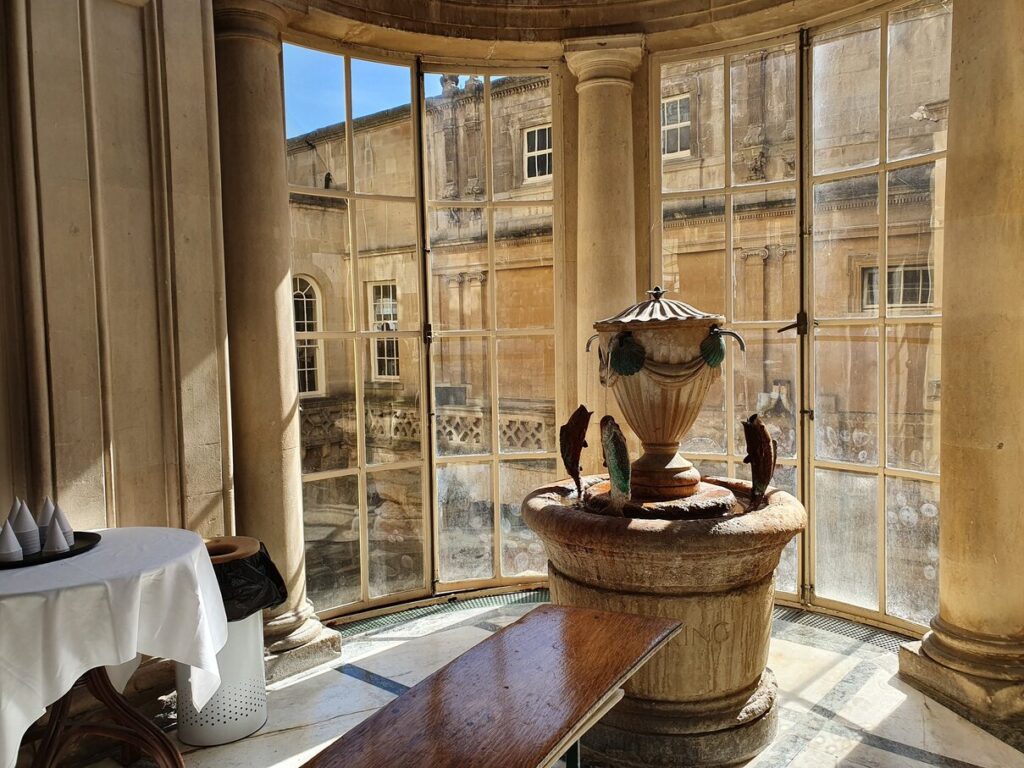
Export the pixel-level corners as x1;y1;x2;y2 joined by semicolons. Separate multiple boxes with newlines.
565;37;643;470
898;0;1024;719
213;0;326;656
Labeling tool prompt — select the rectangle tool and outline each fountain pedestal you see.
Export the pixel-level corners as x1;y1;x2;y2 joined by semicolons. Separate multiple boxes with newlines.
522;476;805;767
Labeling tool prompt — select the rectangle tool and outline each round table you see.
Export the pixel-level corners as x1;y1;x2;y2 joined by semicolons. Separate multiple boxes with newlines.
0;527;228;768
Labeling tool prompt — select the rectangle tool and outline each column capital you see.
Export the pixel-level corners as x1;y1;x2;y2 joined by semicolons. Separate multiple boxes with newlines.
564;35;644;90
213;0;289;45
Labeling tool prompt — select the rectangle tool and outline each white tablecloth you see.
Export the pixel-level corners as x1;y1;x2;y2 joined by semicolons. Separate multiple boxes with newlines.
0;527;228;768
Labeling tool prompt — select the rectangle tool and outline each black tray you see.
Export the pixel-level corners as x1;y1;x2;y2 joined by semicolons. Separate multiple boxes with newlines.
0;531;101;569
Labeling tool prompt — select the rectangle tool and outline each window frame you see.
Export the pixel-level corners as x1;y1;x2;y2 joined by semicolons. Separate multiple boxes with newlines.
522;123;553;183
368;280;401;382
860;263;935;311
660;94;693;160
293;275;326;398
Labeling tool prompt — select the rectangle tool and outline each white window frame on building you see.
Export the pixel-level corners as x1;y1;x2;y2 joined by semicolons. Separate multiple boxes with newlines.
861;264;934;311
660;94;692;159
523;124;553;182
293;275;325;397
369;281;401;381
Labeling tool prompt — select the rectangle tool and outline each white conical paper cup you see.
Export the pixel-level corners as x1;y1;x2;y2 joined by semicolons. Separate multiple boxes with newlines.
54;503;74;547
12;501;39;556
0;519;23;562
36;497;55;529
42;516;69;554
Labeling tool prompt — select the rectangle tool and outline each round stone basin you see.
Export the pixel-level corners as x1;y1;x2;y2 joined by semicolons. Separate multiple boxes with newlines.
522;474;806;767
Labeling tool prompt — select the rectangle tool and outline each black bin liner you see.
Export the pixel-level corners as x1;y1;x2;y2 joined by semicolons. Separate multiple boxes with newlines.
212;542;288;622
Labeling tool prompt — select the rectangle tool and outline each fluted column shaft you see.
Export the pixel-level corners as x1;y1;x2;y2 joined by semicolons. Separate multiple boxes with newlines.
213;0;321;651
899;0;1024;719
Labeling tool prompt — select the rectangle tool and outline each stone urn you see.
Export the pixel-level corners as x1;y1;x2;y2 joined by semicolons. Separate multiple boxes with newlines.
593;287;728;502
522;289;806;767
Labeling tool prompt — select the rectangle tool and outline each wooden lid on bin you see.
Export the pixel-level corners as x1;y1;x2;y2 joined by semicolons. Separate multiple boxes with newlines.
204;536;260;565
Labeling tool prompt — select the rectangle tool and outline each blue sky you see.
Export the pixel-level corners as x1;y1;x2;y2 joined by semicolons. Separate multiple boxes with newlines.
283;44;451;138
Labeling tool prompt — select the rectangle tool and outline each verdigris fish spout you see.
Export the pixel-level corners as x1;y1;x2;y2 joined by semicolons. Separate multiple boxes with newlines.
600;415;630;515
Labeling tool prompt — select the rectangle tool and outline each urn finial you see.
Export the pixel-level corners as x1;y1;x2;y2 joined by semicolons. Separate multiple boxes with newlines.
647;285;666;301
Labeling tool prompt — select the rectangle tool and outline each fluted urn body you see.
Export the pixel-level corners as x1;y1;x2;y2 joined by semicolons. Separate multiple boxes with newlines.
593;289;724;501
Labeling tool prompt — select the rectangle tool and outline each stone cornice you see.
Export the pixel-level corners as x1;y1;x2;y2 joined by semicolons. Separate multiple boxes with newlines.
564;35;644;87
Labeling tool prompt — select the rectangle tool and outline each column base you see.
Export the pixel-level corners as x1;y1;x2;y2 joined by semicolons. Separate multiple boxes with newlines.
899;641;1024;721
264;623;342;684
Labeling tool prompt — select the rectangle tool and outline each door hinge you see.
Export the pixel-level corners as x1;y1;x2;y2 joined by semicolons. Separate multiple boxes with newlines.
800;407;815;421
422;322;434;346
801;583;814;603
777;309;813;336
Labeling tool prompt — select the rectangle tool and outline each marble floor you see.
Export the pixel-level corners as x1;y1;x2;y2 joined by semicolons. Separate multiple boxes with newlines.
89;592;1024;768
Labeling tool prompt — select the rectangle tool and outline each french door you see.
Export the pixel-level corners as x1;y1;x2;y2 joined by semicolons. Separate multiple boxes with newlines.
284;45;559;618
654;0;950;633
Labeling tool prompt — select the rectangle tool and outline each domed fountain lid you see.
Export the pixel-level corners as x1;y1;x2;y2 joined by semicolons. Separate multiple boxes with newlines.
593;286;724;331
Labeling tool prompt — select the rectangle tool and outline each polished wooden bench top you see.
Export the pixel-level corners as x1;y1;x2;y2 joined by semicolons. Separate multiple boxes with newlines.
303;604;681;768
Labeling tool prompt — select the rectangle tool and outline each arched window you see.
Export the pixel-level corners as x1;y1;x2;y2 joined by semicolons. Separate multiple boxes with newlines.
292;276;323;396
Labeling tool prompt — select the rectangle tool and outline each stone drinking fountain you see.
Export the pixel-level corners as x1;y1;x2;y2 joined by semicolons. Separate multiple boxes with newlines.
522;288;806;767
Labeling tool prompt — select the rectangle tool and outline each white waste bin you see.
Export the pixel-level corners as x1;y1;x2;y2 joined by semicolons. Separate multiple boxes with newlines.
176;537;270;746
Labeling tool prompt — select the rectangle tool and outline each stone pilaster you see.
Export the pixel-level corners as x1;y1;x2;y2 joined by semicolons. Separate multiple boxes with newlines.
898;0;1024;720
565;36;643;469
212;0;331;658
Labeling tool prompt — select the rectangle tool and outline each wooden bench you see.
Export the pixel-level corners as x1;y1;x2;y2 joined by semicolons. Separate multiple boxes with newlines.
303;604;682;768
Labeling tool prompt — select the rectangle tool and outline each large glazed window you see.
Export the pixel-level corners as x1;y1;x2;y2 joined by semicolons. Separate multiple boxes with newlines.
655;0;950;632
284;49;559;615
423;72;559;587
284;46;430;615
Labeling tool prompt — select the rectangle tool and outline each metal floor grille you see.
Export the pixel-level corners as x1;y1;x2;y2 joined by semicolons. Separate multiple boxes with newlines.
772;606;914;653
333;589;550;638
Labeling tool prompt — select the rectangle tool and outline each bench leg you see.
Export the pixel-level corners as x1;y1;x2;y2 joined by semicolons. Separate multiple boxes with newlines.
563;741;581;768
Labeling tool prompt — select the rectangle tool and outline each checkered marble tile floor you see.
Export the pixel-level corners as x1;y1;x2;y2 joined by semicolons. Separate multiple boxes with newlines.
88;593;1024;768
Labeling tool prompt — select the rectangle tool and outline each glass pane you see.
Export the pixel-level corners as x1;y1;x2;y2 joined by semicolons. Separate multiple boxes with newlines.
303;475;360;610
813;175;880;319
351;59;414;196
888;1;952;161
734;334;798;459
283;45;347;190
887;160;943;317
776;538;799;594
491;75;553;202
355;199;419;331
683;376;726;455
661;57;725;192
429;207;489;331
731;44;797;185
814;468;878;610
694;459;728;479
498;336;555;454
363;338;422;465
500;459;555;577
434;337;491;457
367;467;425;598
424;74;486;202
662;196;726;315
734;461;796;494
732;188;798;322
495;206;553;329
811;18;881;175
437;462;493;581
289;200;352;332
815;326;879;465
299;340;356;473
886;324;941;473
886;477;939;625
